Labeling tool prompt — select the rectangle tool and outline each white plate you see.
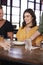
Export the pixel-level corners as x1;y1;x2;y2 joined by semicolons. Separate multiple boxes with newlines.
12;41;25;45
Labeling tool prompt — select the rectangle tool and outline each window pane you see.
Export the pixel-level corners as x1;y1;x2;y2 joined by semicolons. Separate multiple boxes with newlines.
28;2;34;9
7;7;10;14
12;0;19;7
16;24;19;29
36;0;40;3
7;15;10;21
7;0;10;5
36;4;40;10
2;6;6;14
40;11;43;17
12;7;19;15
3;15;6;19
42;5;43;11
12;15;19;24
35;10;40;26
29;0;34;1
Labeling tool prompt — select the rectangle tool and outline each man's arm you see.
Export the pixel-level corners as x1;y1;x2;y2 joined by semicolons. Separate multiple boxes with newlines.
7;32;13;40
31;12;43;40
30;31;40;40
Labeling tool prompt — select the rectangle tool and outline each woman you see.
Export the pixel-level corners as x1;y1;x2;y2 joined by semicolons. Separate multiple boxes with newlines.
16;9;43;46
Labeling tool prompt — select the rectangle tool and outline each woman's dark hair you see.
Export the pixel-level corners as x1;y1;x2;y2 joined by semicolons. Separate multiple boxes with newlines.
22;8;36;28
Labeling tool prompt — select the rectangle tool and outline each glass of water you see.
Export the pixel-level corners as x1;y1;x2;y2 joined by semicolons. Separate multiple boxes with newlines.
25;39;32;51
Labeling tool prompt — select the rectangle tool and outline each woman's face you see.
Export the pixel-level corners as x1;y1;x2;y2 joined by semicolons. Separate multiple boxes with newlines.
0;9;3;21
24;12;33;25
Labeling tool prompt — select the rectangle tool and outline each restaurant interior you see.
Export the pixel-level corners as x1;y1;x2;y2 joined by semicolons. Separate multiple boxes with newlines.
0;0;43;65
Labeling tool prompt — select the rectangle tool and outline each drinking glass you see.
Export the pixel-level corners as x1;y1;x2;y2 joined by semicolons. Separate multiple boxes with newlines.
25;39;32;51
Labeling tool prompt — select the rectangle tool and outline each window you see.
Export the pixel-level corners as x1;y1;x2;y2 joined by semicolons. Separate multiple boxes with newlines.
1;0;21;29
28;0;42;26
12;0;20;29
28;2;34;9
1;0;42;28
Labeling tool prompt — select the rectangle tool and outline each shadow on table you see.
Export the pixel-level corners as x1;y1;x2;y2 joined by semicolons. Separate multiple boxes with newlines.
0;59;40;65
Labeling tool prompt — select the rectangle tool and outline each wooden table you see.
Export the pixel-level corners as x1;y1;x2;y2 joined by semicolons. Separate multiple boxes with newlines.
0;45;43;65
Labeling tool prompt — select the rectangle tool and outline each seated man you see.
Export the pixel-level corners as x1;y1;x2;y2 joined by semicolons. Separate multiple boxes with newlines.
0;5;14;50
30;0;43;41
0;5;14;40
